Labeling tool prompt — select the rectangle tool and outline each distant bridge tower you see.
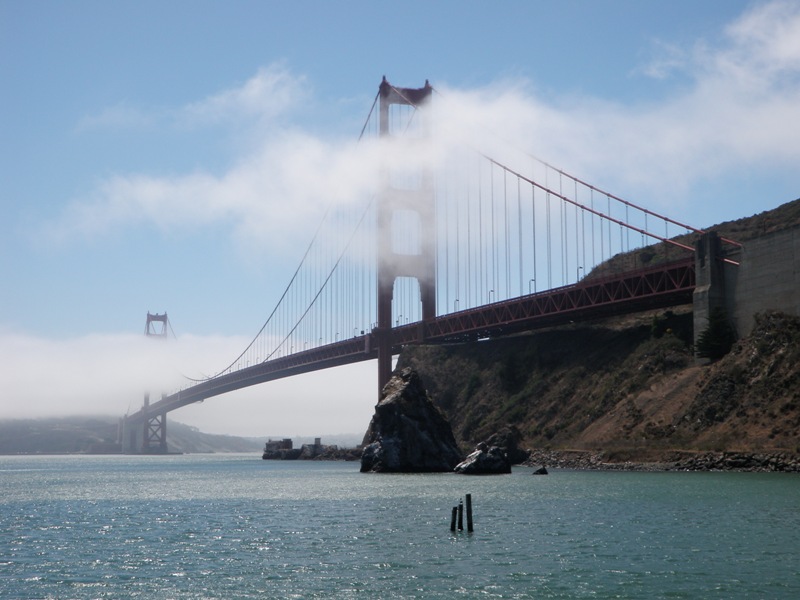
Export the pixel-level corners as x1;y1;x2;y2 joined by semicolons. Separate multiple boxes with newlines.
141;312;169;452
375;77;435;394
145;312;169;338
120;312;171;453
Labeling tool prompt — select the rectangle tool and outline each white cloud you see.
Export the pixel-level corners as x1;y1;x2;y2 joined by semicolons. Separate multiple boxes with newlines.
47;129;384;260
177;64;308;128
51;2;800;256
721;0;800;81
636;40;688;81
76;64;306;134
430;1;800;210
0;332;244;417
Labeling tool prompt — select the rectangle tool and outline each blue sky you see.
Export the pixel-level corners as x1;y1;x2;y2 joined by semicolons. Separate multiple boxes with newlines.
1;0;798;437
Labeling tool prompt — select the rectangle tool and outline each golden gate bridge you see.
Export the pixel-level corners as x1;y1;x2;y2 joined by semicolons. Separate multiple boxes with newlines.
121;78;741;453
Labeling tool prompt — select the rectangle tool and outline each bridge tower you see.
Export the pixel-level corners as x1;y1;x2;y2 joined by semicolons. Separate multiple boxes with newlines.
376;77;435;394
141;312;169;452
120;312;171;453
145;311;169;338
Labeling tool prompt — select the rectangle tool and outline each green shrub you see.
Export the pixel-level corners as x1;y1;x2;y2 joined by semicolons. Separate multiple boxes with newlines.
696;306;736;359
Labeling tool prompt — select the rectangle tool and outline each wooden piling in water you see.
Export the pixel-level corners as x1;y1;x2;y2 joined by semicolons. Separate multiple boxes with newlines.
448;494;475;532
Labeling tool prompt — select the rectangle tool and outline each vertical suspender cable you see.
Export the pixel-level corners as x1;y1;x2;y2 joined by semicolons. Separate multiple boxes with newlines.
546;170;552;290
607;194;612;260
490;163;497;299
455;175;461;311
478;160;485;303
591;188;596;267
517;176;523;296
531;182;537;294
574;181;580;281
626;204;630;251
443;176;449;314
466;177;472;308
504;169;510;298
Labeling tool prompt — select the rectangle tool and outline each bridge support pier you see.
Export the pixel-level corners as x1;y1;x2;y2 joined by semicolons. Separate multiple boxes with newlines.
142;411;168;454
693;231;735;352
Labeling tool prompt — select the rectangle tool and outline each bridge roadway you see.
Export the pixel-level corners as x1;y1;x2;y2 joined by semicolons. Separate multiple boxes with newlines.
127;257;695;423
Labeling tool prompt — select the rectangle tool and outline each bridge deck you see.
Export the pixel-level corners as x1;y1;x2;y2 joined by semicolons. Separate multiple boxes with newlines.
127;257;695;423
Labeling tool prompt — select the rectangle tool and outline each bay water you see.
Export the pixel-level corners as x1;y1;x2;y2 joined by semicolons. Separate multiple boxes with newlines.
1;454;798;599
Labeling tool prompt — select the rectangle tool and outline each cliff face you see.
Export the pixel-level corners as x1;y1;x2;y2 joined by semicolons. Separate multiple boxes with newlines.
397;308;800;459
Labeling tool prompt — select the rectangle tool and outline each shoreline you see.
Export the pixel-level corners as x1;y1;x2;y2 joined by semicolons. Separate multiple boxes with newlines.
523;449;800;473
265;447;800;473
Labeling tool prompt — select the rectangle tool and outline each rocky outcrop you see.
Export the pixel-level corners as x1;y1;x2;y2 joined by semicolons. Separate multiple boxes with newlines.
484;425;530;464
360;368;463;473
454;442;511;474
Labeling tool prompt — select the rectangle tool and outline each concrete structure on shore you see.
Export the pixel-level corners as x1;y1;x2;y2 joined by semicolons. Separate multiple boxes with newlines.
694;225;800;344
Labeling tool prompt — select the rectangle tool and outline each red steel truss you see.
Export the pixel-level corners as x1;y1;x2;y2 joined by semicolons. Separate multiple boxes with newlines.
413;257;695;344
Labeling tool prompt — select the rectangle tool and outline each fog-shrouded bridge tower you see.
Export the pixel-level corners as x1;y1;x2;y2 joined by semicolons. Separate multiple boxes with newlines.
119;312;170;453
375;77;435;394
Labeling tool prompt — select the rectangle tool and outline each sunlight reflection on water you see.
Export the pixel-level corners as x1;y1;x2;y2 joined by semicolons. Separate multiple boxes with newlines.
1;455;798;599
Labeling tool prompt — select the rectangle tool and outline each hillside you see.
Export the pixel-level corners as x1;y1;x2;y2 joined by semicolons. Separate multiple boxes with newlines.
399;198;800;464
399;308;800;461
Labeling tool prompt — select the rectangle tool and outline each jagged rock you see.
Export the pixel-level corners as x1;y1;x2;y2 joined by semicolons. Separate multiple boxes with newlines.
532;466;548;475
484;425;531;464
454;442;512;475
360;368;463;473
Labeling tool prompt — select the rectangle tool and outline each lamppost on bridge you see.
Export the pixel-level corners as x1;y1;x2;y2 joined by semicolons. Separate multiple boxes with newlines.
529;279;536;294
489;289;495;303
577;266;583;282
454;298;459;312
